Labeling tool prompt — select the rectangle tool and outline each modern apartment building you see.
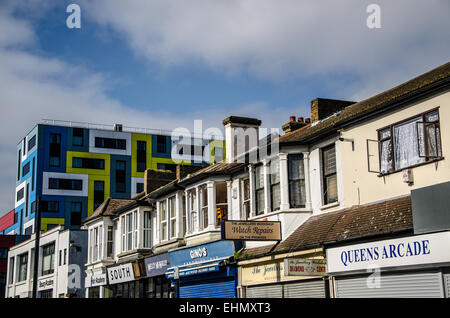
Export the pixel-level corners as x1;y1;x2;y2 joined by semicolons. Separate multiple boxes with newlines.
7;120;225;236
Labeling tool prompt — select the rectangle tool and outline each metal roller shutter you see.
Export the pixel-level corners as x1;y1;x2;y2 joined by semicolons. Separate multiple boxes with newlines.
284;280;326;298
444;274;450;298
179;278;236;298
335;271;444;298
246;284;283;298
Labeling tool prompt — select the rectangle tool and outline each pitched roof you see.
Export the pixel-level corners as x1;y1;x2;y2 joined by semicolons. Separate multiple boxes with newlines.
279;62;450;144
83;197;136;224
239;195;413;259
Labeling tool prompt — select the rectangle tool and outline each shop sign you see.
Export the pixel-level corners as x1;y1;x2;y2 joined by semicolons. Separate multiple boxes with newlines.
166;264;219;279
144;254;171;277
241;260;299;286
85;273;107;288
284;258;327;276
107;263;135;285
169;240;238;267
221;220;282;241
327;231;450;273
38;278;54;291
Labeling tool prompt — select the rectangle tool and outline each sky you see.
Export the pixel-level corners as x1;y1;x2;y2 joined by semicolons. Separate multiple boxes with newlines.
0;0;449;216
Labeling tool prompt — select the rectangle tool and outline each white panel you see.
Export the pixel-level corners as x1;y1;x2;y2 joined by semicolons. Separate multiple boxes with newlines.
15;180;27;208
131;177;144;198
89;129;131;156
335;271;444;298
42;172;89;197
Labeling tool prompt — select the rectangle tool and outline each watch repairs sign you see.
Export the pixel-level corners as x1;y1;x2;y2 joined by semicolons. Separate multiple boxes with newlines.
284;258;327;276
221;220;281;241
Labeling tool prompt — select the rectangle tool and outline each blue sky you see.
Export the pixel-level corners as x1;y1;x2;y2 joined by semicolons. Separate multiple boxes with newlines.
0;0;449;215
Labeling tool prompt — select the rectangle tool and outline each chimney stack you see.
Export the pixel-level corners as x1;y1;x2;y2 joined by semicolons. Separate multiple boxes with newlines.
310;98;355;123
282;116;309;133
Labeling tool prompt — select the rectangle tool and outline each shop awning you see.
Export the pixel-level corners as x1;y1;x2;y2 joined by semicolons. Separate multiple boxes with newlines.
165;257;229;279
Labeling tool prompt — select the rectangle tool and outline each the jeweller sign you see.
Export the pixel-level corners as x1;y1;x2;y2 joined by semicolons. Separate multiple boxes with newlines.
284;258;327;276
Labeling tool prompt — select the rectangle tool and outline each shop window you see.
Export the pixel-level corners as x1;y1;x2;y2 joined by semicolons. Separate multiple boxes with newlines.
322;145;338;205
200;185;208;230
270;159;280;211
254;165;265;215
41;242;55;276
17;253;28;282
39;290;53;298
375;109;442;174
288;154;306;208
169;196;177;239
215;182;228;226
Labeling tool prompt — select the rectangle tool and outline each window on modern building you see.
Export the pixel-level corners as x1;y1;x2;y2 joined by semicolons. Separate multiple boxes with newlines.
136;183;144;194
17;150;21;181
95;137;126;150
17;253;28;282
137;141;147;172
41;242;55;276
156;163;177;172
72;157;105;170
46;224;58;231
25;184;29;218
41;200;59;213
241;179;251;219
32;157;35;191
23;137;26;157
72;128;84;146
93;181;104;210
70;202;82;226
215;182;228;226
288;154;306;208
24;226;33;235
48;178;83;191
168;196;177;239
200;185;208;230
143;211;152;248
28;135;36;151
8;257;14;284
156;135;167;153
22;162;30;177
14;212;18;224
254;165;265;215
49;133;61;167
115;160;126;193
322;145;338;205
189;189;197;233
378;109;442;174
16;188;24;202
160;200;167;241
270;159;281;211
107;226;114;257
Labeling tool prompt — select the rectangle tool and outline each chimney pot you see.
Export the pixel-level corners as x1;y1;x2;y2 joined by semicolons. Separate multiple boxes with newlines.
298;117;304;123
289;116;296;122
305;118;311;124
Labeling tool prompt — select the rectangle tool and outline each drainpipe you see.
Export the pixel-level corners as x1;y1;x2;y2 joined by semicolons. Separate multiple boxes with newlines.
32;196;41;298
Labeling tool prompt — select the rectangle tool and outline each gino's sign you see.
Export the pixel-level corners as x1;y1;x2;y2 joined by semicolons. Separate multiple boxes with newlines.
326;231;450;273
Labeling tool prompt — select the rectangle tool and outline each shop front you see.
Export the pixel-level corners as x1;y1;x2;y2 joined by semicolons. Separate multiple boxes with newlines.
238;249;328;298
166;240;242;298
142;253;171;298
326;231;450;298
85;273;109;298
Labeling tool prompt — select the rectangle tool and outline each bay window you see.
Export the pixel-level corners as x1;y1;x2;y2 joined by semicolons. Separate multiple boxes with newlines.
107;226;113;257
215;182;228;226
270;159;280;211
254;165;265;215
242;179;251;219
200;185;208;230
322;145;338;205
160;201;167;241
127;213;133;251
169;196;177;239
189;189;198;233
143;211;152;248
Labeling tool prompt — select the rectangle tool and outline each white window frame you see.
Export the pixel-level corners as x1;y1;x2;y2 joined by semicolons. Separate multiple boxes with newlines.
169;196;177;239
143;210;152;248
160;200;168;242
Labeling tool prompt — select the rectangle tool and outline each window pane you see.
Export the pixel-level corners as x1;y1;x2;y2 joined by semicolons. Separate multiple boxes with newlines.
256;189;265;214
323;147;336;175
255;166;264;189
326;174;338;203
380;140;393;173
393;117;425;170
289;180;306;207
271;183;281;210
288;154;304;180
270;159;280;185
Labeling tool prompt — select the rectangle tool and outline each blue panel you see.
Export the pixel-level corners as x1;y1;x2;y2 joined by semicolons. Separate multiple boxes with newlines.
152;135;172;159
41;195;66;219
42;125;68;172
110;154;131;199
67;127;89;152
179;278;236;298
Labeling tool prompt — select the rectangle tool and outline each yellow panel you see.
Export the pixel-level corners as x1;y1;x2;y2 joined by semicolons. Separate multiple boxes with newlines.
87;175;111;217
66;151;111;176
41;218;65;231
209;140;226;164
151;157;191;170
131;133;153;178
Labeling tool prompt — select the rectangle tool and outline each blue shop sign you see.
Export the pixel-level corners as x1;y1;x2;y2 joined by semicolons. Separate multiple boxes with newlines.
144;253;171;277
169;240;239;267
